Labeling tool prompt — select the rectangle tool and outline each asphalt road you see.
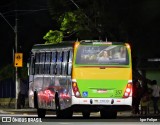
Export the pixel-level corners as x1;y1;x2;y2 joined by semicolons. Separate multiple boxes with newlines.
0;109;160;124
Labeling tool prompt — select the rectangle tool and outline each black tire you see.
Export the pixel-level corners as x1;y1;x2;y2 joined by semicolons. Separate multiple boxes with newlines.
55;92;64;118
56;108;73;119
65;108;73;119
100;110;105;118
55;92;73;119
37;108;46;118
34;91;38;108
111;111;117;119
34;91;46;118
100;110;117;119
82;111;90;118
55;92;61;118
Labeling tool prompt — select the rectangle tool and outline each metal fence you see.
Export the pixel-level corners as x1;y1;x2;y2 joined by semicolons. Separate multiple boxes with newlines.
0;78;15;98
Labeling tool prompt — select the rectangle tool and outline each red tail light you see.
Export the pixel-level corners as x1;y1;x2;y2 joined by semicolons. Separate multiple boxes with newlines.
123;82;132;98
72;82;81;98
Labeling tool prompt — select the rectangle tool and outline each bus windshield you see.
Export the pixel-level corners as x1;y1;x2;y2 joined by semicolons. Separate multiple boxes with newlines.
75;45;129;65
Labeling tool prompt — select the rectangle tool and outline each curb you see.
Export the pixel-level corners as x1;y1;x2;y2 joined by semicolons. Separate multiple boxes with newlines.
0;108;37;113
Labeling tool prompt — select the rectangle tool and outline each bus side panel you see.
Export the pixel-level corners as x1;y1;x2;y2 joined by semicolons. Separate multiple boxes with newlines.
28;45;73;110
29;75;44;108
57;76;72;110
37;76;56;109
28;75;56;110
31;75;72;110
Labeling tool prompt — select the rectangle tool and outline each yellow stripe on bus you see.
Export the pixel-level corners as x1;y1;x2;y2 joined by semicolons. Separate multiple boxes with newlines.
72;67;132;80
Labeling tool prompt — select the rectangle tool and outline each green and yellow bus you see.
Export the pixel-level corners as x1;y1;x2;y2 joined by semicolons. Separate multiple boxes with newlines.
28;40;132;118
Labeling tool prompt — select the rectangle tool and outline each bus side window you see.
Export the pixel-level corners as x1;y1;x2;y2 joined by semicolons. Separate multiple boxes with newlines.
57;51;62;75
39;52;45;74
45;52;51;74
62;51;68;75
67;50;73;75
50;51;56;75
35;53;40;74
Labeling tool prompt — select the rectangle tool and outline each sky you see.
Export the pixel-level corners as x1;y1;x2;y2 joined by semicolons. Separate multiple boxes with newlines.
0;0;160;68
0;0;54;68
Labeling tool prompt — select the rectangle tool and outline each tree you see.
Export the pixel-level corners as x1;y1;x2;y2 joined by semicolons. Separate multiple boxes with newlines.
47;0;160;42
43;9;91;43
45;0;130;42
43;30;63;44
45;0;104;42
59;10;95;39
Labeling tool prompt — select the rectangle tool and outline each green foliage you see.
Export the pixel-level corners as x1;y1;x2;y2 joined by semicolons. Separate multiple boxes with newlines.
46;0;133;41
44;10;91;43
43;10;89;44
43;30;64;44
59;10;88;33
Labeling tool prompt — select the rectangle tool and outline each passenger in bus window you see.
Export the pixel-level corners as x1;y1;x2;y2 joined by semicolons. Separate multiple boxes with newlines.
97;50;110;63
113;46;126;59
119;46;126;58
109;50;113;59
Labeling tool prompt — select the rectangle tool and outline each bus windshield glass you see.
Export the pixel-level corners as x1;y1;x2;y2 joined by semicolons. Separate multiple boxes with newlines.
75;45;129;65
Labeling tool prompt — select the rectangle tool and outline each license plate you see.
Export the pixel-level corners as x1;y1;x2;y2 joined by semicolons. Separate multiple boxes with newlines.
97;89;107;93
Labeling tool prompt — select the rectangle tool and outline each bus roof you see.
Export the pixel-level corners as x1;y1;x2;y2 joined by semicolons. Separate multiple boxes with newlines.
31;41;74;51
80;40;126;45
31;40;129;52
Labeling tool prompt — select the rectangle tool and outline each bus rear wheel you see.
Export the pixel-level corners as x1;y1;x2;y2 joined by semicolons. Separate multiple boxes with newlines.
34;91;46;118
82;111;90;118
37;108;46;118
56;109;73;119
100;110;117;119
55;93;73;118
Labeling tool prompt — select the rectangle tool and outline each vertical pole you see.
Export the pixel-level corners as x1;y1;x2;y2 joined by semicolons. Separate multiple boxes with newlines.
0;7;19;109
15;14;19;109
